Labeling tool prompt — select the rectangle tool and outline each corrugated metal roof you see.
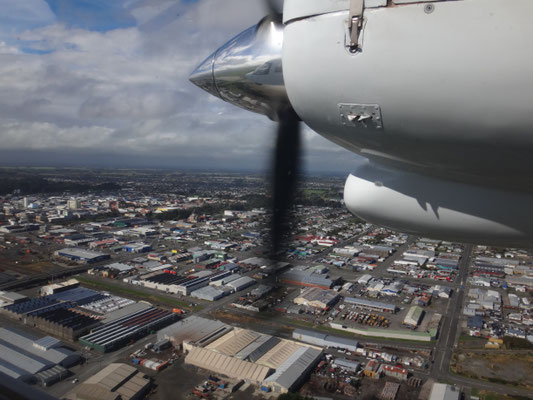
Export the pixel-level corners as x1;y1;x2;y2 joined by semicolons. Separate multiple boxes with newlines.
207;329;260;356
190;286;225;301
281;270;333;287
334;358;360;371
157;316;230;346
293;329;358;351
0;342;51;375
216;274;241;285
0;359;27;379
429;383;460;400
33;336;60;351
344;297;396;310
57;248;106;259
102;302;151;323
295;287;339;305
85;363;137;389
263;346;322;390
227;276;255;290
0;291;26;302
185;346;272;384
323;335;358;351
81;307;177;349
293;328;326;341
68;384;118;400
404;306;424;325
34;364;67;383
256;340;302;369
234;334;278;361
44;287;105;307
0;328;78;371
106;263;134;272
70;363;149;400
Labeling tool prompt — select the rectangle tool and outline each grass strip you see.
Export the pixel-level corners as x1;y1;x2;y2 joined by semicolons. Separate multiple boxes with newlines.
75;274;202;311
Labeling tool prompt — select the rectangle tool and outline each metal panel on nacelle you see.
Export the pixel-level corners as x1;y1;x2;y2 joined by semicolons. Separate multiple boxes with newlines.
283;0;533;191
392;0;451;3
283;0;389;24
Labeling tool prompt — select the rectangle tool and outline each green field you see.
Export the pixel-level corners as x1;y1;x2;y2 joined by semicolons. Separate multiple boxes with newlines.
302;188;327;196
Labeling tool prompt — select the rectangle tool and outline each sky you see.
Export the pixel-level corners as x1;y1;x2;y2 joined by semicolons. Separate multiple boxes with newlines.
0;0;363;175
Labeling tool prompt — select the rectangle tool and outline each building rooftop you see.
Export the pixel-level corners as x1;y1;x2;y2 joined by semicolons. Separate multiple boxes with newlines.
429;383;460;400
66;363;149;400
157;316;231;347
0;327;79;380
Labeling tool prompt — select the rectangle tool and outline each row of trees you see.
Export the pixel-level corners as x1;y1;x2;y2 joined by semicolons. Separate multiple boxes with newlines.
0;177;119;195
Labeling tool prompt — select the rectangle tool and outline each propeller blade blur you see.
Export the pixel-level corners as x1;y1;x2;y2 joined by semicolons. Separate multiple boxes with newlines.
271;107;301;259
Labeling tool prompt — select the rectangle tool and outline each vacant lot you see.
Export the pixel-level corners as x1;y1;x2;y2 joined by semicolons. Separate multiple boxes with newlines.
471;388;532;400
451;352;533;390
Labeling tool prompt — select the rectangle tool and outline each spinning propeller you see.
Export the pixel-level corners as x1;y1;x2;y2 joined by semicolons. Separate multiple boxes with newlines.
189;0;301;260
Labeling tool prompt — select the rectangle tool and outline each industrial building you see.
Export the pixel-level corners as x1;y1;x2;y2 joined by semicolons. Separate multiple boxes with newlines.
25;306;102;341
280;269;338;289
40;279;80;296
209;273;241;287
79;295;136;316
344;297;397;313
262;346;322;393
333;358;361;372
0;291;27;307
251;285;273;299
382;364;408;380
358;274;373;285
64;363;150;400
363;360;381;379
2;287;105;340
0;328;80;385
160;316;322;393
404;306;425;328
190;286;228;301
240;257;289;270
138;270;231;296
429;383;460;400
122;243;152;253
226;276;256;291
293;287;340;310
157;316;232;349
292;329;358;352
103;262;136;276
54;248;110;263
185;347;272;384
79;306;178;352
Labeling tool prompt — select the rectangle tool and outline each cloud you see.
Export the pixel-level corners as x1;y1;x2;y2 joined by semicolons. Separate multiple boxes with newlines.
0;41;21;54
0;0;363;175
0;0;56;33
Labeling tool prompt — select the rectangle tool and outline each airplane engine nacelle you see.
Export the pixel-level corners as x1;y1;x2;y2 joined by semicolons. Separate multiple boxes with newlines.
344;162;533;246
283;0;533;188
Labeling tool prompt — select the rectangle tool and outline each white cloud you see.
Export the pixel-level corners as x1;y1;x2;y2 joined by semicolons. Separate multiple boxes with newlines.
0;0;362;174
0;41;20;54
0;0;55;27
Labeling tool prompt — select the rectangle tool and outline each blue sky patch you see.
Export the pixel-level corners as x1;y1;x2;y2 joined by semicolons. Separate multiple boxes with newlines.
20;47;55;55
44;0;137;32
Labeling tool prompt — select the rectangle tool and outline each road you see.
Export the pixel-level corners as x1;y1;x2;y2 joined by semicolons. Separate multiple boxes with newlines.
425;244;533;398
431;243;472;380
